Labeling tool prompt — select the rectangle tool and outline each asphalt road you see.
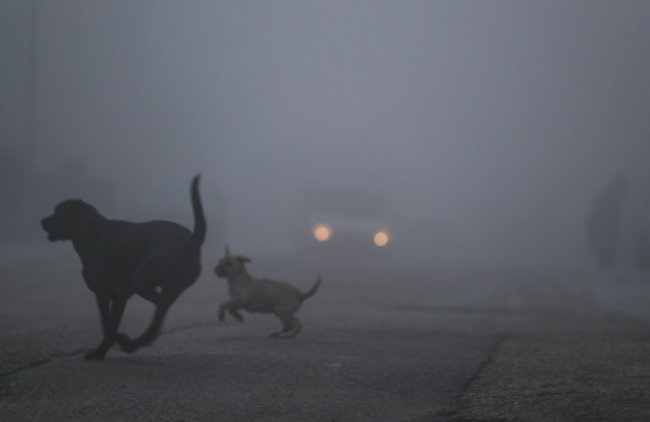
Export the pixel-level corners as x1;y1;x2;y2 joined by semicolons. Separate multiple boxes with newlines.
1;245;649;421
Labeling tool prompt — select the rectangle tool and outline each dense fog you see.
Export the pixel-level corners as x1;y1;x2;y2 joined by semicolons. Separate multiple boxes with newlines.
2;1;650;270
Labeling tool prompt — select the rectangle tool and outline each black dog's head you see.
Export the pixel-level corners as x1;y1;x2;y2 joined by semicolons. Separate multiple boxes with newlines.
214;246;251;279
41;199;99;242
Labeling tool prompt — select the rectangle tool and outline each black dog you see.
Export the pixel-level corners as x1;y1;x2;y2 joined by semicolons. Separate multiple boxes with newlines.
41;175;206;360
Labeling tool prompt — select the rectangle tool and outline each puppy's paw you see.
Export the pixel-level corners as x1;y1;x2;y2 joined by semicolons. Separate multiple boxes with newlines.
231;311;244;322
278;333;296;339
84;349;106;361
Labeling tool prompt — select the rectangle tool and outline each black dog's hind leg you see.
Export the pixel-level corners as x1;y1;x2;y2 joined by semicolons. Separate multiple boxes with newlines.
114;283;159;348
85;294;127;360
118;291;180;353
116;254;173;351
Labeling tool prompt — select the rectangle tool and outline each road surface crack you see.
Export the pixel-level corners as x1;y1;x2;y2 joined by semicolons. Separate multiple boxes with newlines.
0;348;88;379
459;333;510;398
433;332;511;421
0;322;215;379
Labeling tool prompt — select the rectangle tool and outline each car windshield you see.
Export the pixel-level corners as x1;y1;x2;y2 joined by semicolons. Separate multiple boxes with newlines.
301;188;386;218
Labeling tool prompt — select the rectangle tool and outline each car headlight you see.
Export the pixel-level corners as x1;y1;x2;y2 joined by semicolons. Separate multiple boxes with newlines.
374;231;389;246
313;224;331;241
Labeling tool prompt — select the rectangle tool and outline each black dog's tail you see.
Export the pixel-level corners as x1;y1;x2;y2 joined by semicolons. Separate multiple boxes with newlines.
188;174;206;249
301;277;322;300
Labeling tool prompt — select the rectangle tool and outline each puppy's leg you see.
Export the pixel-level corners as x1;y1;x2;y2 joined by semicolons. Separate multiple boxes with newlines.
271;313;303;338
85;294;127;360
218;298;245;322
269;315;291;337
228;308;244;321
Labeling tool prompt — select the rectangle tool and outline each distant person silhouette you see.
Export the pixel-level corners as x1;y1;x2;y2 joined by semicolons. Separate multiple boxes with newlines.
587;176;628;268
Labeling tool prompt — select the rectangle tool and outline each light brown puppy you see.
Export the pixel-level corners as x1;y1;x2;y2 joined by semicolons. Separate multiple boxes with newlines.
214;247;321;338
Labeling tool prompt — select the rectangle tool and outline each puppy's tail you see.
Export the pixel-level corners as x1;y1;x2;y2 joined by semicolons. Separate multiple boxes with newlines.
301;277;322;300
188;174;207;249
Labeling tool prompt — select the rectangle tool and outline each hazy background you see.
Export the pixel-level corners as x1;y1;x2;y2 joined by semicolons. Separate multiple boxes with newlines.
2;0;649;269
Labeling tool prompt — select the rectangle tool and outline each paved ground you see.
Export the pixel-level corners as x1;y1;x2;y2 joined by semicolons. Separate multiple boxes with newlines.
1;244;650;421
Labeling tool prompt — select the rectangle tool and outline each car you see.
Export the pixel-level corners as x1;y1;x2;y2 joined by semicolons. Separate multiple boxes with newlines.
295;186;393;265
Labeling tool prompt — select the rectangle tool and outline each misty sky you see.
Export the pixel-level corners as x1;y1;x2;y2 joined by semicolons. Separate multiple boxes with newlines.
3;1;650;267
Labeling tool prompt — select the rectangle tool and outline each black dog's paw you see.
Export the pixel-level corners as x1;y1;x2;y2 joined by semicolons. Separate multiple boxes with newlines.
115;333;138;353
114;333;131;347
84;350;106;361
218;310;225;322
232;312;244;322
120;343;138;353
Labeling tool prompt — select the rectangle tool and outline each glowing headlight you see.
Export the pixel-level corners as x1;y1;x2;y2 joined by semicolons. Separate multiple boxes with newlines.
313;224;331;241
374;231;389;246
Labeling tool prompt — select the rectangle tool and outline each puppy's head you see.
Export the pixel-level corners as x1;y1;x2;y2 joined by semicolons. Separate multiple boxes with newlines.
214;246;251;279
41;199;98;241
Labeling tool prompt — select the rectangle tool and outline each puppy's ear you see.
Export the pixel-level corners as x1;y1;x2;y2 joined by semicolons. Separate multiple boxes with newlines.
237;256;252;264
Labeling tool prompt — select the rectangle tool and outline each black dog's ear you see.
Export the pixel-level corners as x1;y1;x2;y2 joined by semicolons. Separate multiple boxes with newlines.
225;245;230;255
237;256;251;264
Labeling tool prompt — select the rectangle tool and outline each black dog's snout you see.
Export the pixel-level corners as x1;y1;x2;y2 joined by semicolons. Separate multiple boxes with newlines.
41;215;58;241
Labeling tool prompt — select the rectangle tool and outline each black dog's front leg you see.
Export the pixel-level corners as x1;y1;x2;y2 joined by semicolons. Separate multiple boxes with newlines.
85;294;126;360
